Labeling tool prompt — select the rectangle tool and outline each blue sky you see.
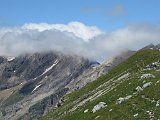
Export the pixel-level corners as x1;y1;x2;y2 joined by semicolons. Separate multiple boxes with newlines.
0;0;160;31
0;0;160;60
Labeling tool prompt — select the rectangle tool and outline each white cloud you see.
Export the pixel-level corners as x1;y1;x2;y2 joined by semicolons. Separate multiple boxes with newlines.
91;24;160;59
0;22;160;62
22;21;104;42
82;4;126;17
106;4;126;16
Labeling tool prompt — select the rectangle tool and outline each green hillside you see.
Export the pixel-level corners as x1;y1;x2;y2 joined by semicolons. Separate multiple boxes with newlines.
39;49;160;120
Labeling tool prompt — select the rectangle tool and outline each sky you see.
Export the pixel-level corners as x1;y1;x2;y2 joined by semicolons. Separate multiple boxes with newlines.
0;0;160;61
0;0;160;30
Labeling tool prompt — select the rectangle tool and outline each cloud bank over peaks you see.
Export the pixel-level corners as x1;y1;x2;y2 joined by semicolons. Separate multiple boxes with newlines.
0;22;160;62
22;21;104;42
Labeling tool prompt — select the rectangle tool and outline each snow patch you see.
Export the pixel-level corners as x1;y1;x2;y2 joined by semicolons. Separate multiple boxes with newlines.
32;84;42;92
7;56;15;62
42;59;59;75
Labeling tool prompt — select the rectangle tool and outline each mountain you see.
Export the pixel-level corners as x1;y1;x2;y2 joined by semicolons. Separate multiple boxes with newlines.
39;46;160;120
140;43;160;51
66;50;135;93
1;44;158;120
0;52;91;120
0;50;134;120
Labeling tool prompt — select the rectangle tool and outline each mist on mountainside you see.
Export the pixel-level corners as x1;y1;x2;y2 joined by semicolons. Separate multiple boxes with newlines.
0;22;160;62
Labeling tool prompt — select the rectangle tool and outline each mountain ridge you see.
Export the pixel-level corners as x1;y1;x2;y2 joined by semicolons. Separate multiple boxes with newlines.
0;49;134;120
39;45;160;120
0;44;159;120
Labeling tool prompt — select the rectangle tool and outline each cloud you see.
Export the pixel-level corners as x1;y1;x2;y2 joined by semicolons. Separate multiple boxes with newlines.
22;21;103;42
105;4;127;17
91;24;160;59
0;22;160;62
82;4;127;17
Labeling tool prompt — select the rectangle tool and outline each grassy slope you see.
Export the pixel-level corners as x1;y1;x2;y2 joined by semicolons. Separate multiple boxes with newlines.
40;49;160;120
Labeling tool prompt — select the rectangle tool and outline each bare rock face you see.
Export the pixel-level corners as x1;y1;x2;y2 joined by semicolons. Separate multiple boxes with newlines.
0;52;92;120
155;44;160;49
140;43;160;51
0;56;5;64
0;50;135;120
67;50;135;92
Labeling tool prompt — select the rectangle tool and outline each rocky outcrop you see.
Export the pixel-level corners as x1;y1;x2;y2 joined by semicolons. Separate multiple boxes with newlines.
141;44;160;51
0;50;135;120
66;50;135;92
0;52;92;120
